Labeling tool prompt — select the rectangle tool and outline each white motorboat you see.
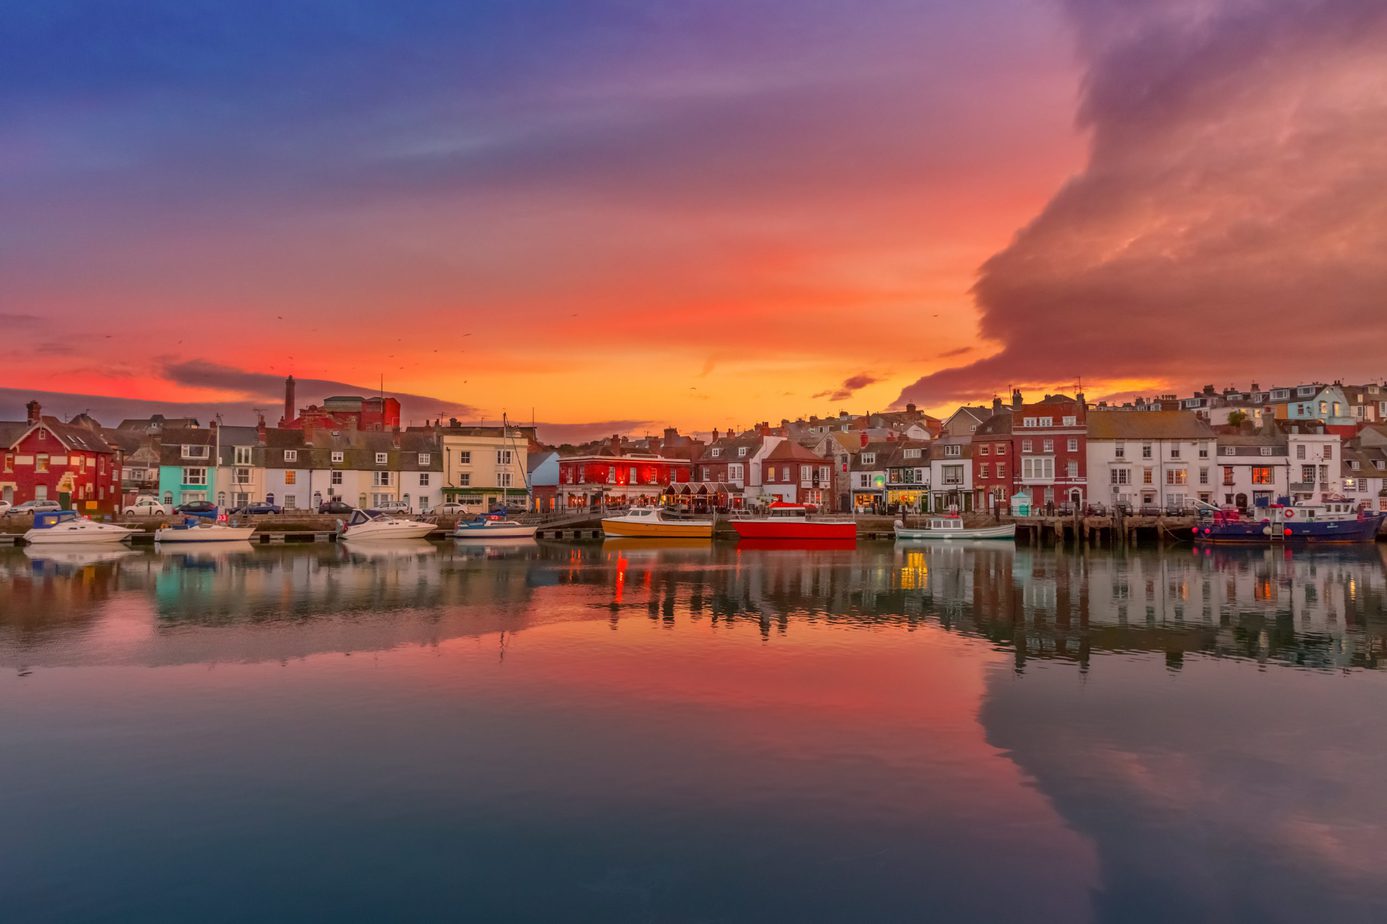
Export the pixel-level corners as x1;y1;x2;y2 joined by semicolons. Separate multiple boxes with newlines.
155;519;257;543
339;509;437;541
893;517;1016;541
24;510;135;545
601;507;713;539
453;514;539;539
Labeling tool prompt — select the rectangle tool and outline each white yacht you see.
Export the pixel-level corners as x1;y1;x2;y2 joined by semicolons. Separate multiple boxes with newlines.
24;510;135;545
453;514;538;540
893;517;1016;541
155;520;257;543
339;509;437;541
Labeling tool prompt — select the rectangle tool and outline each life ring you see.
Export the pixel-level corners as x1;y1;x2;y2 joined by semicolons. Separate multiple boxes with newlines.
1283;509;1294;519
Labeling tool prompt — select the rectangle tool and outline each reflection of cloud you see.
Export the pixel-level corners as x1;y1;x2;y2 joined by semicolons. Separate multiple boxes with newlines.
898;0;1387;406
812;373;881;402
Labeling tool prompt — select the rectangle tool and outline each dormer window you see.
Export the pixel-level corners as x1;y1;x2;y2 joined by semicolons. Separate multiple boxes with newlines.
1061;416;1076;427
37;428;47;440
861;453;876;466
375;452;388;465
1023;417;1037;427
284;450;298;463
738;447;747;457
710;448;721;458
1260;447;1273;456
945;444;961;457
182;444;209;460
331;451;344;464
418;453;431;465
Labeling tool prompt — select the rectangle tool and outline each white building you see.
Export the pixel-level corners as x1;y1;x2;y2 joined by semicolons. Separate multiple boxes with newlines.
1086;411;1216;511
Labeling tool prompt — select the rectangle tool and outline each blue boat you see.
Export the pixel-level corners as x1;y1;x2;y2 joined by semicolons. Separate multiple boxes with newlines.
1195;499;1386;544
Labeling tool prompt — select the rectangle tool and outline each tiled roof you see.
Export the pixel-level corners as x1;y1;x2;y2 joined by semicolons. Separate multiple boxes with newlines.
1087;410;1215;440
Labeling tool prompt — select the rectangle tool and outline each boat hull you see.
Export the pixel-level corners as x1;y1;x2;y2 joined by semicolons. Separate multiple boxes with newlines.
155;525;257;543
601;518;713;539
454;525;538;539
1195;513;1385;544
894;524;1016;541
731;520;856;541
342;522;437;541
24;526;134;545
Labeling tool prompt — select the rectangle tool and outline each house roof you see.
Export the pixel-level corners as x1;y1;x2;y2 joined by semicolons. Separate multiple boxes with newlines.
1087;410;1215;441
764;440;828;463
973;412;1012;437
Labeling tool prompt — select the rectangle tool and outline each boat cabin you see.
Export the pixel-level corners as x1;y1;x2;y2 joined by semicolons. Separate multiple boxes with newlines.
32;510;80;529
925;518;964;531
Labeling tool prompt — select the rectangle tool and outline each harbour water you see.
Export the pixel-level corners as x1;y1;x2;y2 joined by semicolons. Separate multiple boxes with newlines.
3;539;1387;922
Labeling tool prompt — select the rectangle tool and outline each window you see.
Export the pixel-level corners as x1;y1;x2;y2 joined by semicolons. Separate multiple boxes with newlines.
628;466;638;483
1042;439;1053;453
1143;468;1154;485
1166;469;1188;485
766;465;776;481
418;453;431;465
995;463;1006;479
284;450;298;463
1222;446;1235;456
1066;460;1078;478
861;453;876;466
904;448;922;459
1198;442;1209;459
944;444;961;457
1061;416;1076;427
702;466;712;480
234;467;252;484
738;447;747;457
459;473;471;486
331;471;343;485
38;428;47;441
1115;444;1125;459
372;471;392;486
729;463;743;481
1222;467;1235;485
1169;445;1181;459
1021;456;1054;481
1023;417;1037;428
1039;417;1053;427
1296;445;1306;459
183;467;207;485
995;443;1007;455
285;470;297;485
1111;469;1130;485
1259;447;1273;457
498;472;513;488
979;463;990;478
979;445;989;456
458;451;471;464
1323;444;1333;460
182;444;209;459
1199;467;1209;485
710;448;721;458
497;450;513;466
2;452;11;472
1252;467;1273;485
1021;440;1033;453
375;452;388;465
800;464;812;482
230;446;252;465
35;453;50;472
331;451;344;464
283;496;297;510
419;473;430;487
1142;443;1153;459
1067;439;1078;452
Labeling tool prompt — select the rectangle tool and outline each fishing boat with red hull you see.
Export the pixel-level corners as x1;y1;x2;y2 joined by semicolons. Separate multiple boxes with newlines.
1194;499;1386;544
730;502;856;542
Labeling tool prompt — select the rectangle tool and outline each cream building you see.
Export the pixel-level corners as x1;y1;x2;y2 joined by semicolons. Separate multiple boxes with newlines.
436;425;531;511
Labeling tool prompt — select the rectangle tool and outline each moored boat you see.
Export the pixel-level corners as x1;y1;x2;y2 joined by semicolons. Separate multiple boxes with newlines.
730;502;856;542
1194;499;1386;544
894;517;1016;541
24;510;135;545
453;514;538;539
601;507;713;539
340;509;437;541
155;519;257;543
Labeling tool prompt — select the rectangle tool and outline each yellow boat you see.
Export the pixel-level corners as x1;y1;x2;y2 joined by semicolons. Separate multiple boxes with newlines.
600;507;715;538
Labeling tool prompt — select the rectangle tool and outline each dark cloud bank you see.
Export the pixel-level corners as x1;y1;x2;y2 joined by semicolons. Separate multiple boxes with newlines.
898;0;1387;407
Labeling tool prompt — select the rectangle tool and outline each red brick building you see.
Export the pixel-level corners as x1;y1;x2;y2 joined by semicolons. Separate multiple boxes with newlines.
1014;394;1088;511
557;454;693;510
1;402;122;513
278;376;401;431
759;440;834;506
971;410;1014;512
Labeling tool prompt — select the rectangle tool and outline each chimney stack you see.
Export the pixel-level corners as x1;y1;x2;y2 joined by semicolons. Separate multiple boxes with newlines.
860;431;869;448
25;400;41;425
992;396;1003;413
711;428;720;442
1011;388;1023;410
256;412;267;444
283;375;296;425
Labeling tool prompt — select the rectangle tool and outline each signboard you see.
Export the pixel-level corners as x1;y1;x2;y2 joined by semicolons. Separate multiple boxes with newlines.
57;472;76;493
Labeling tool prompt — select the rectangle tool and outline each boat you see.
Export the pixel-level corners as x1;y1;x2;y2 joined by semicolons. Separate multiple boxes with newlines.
730;502;856;542
453;514;538;539
601;507;714;539
155;519;257;543
339;509;437;541
23;509;135;545
894;517;1016;541
1194;499;1387;544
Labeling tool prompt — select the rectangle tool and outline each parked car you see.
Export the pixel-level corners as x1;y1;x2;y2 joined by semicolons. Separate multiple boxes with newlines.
234;501;283;515
365;500;413;516
122;494;172;517
0;500;10;516
174;500;219;518
2;499;62;518
433;502;472;516
317;499;354;515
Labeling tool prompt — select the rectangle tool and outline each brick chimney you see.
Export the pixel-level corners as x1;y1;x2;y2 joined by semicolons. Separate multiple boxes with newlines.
992;396;1003;413
256;412;267;444
283;375;296;425
711;428;720;442
860;432;869;448
1011;388;1023;410
25;400;41;425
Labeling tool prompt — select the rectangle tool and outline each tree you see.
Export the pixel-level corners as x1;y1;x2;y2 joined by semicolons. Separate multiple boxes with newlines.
1227;410;1248;427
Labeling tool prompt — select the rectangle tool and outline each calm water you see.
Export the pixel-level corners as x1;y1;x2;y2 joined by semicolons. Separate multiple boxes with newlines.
3;539;1387;923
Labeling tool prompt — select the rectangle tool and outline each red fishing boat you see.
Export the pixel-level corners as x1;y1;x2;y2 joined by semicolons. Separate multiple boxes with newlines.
730;502;857;542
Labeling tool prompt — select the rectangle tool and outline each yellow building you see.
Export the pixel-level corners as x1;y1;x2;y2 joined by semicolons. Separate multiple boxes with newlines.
435;425;531;511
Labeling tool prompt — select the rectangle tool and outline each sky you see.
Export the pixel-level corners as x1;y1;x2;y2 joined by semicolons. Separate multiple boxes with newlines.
3;0;1385;439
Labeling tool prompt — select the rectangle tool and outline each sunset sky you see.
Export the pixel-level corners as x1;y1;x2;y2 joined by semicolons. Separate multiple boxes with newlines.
4;0;1386;439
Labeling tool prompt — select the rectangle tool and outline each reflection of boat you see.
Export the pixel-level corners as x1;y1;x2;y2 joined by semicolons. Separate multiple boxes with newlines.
157;540;256;560
736;537;857;552
894;517;1015;541
451;537;540;558
341;538;437;559
24;510;135;545
340;509;437;541
155;520;257;543
601;508;714;538
453;515;538;539
1195;501;1387;544
602;537;713;553
23;546;140;567
731;503;856;542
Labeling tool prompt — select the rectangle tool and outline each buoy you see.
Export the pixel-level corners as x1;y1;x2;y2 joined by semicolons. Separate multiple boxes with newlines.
1283;509;1294;519
1284;528;1293;537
